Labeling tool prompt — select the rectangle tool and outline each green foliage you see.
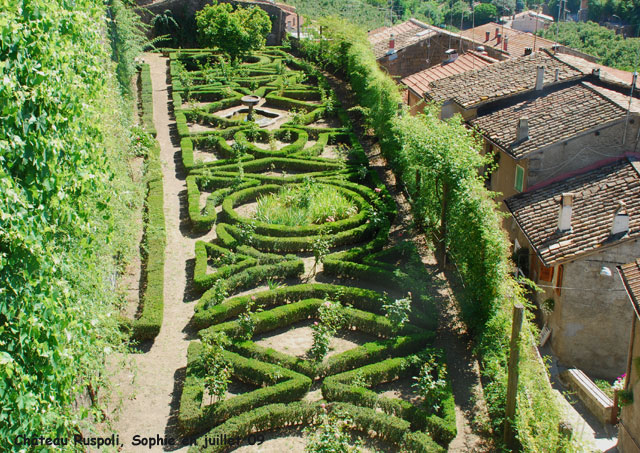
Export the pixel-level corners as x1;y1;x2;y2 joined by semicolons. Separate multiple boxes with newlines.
309;299;346;362
383;292;412;331
0;0;144;443
539;21;640;71
106;0;150;96
255;183;358;226
196;2;271;60
474;3;499;25
413;355;448;413
298;25;581;451
304;407;362;452
201;332;233;404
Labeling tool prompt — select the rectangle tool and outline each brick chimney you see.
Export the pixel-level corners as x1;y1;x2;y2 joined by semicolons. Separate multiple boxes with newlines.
558;193;574;232
611;201;629;236
516;117;529;141
524;47;533;56
535;65;545;90
503;36;509;52
495;27;500;38
496;33;502;45
389;33;395;51
485;30;490;41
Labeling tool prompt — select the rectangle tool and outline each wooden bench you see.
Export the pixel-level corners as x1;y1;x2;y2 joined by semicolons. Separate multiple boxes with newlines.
559;368;614;425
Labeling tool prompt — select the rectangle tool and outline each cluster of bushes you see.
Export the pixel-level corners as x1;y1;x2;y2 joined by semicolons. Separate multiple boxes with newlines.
167;45;452;450
297;18;575;451
323;353;456;446
179;343;312;436
188;402;444;453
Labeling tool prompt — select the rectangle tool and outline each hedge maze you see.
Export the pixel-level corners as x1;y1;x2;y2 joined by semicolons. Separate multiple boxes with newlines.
169;48;455;452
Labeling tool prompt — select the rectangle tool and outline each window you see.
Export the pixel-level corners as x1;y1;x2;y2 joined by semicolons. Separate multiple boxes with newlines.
539;265;554;282
554;265;564;296
514;165;525;192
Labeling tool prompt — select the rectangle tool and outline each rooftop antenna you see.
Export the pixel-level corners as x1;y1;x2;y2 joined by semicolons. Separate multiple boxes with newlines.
472;2;475;69
533;5;540;51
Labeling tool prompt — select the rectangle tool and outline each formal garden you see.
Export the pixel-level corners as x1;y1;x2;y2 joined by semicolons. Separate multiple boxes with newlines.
167;47;456;452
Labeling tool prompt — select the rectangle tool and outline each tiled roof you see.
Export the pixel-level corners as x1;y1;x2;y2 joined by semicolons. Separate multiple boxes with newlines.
554;53;640;90
401;52;495;97
426;50;584;108
459;22;558;58
619;259;640;317
470;82;628;159
368;20;435;59
505;157;640;266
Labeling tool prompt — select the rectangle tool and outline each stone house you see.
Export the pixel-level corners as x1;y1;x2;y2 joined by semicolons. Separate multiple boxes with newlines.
511;11;554;34
368;19;506;79
419;50;640;204
617;259;640;452
401;51;496;115
504;157;640;379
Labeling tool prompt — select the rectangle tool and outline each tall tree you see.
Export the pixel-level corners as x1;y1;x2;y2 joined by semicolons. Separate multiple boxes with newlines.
196;2;271;61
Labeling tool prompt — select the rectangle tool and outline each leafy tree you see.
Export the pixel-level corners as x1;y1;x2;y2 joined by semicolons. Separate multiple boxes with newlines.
196;2;271;60
474;3;499;25
538;21;640;71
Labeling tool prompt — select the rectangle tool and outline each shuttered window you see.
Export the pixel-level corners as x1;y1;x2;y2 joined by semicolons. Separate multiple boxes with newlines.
515;165;525;192
554;265;564;296
539;265;554;282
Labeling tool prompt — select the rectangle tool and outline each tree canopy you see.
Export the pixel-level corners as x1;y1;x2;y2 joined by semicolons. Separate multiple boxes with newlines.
538;21;640;71
196;2;271;60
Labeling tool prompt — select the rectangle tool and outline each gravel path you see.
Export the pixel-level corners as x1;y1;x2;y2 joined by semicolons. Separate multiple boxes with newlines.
110;53;214;452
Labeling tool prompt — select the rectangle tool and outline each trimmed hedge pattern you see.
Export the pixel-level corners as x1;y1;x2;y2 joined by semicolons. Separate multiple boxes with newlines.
120;66;166;341
164;48;454;450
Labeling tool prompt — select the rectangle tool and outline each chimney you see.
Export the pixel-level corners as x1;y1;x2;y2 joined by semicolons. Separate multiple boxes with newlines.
592;68;600;78
611;201;629;236
496;33;502;45
503;36;509;52
495;27;500;39
554;68;560;82
485;31;491;41
557;193;574;232
516;117;529;141
444;49;458;63
389;33;395;51
524;47;533;56
535;65;545;90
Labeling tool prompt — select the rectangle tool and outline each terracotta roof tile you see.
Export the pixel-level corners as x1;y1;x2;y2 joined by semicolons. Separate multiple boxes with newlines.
401;52;495;96
368;20;435;59
459;22;558;58
505;157;640;266
470;82;628;159
427;50;584;108
619;259;640;316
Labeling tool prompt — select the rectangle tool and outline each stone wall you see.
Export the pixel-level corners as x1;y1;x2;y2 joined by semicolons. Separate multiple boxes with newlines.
378;33;504;79
544;245;638;379
619;317;640;452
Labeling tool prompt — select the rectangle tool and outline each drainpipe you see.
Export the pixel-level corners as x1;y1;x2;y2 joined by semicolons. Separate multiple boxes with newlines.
623;72;638;145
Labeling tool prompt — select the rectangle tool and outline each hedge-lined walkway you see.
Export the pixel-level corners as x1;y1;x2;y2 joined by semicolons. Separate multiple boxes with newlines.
322;71;492;452
111;53;213;450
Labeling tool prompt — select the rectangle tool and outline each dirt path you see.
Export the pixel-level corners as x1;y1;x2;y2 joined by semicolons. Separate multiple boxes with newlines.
110;53;214;452
322;72;494;452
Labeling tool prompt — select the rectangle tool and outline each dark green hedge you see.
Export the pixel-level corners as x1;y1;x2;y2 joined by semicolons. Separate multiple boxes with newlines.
322;354;456;446
187;401;444;453
139;63;156;136
179;342;312;436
